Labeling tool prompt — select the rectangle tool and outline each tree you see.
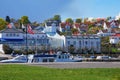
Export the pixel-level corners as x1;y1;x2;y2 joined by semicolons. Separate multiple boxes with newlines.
0;18;7;30
65;18;73;24
101;37;110;54
84;18;88;23
5;16;10;23
118;18;120;24
14;19;21;29
3;44;13;54
75;18;82;23
71;28;79;35
21;16;30;24
32;21;40;27
106;16;112;21
53;15;61;22
68;45;75;54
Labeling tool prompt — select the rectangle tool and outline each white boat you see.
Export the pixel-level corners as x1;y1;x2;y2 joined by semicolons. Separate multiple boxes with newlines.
0;55;28;63
0;52;82;63
29;52;82;63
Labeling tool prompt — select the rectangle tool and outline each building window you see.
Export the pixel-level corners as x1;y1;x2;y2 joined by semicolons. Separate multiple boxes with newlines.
42;35;44;38
39;39;41;43
67;41;70;45
13;33;16;36
79;41;81;46
85;41;87;45
96;41;99;49
73;41;76;45
91;41;93;46
10;33;12;36
47;39;49;44
43;39;46;44
16;33;19;37
6;34;8;36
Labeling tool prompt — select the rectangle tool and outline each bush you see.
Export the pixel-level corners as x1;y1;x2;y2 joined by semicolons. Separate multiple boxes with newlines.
3;44;13;54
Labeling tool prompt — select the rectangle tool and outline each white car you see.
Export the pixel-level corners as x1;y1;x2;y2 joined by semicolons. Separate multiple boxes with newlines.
96;56;111;60
0;55;28;63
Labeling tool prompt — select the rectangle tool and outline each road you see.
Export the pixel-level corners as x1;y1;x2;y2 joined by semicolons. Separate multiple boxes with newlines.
0;62;120;68
27;62;120;68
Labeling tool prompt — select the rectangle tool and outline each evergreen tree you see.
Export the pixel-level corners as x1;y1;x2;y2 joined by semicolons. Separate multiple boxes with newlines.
5;16;10;23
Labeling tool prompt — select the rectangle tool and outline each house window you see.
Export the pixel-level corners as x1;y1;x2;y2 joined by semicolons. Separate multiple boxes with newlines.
42;35;44;38
67;41;70;45
96;41;99;49
10;33;12;36
43;39;46;44
37;35;39;38
47;39;49;44
16;33;19;37
6;34;8;36
85;41;87;45
91;41;93;45
13;33;16;36
79;41;81;46
73;41;76;45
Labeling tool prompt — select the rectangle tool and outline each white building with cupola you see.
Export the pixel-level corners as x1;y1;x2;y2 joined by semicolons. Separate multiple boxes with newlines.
43;20;65;49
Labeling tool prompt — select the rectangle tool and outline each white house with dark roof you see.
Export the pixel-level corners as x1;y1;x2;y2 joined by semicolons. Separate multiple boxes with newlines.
0;23;50;53
0;28;24;42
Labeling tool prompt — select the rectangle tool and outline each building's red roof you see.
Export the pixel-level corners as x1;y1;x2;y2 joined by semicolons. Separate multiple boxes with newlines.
114;33;120;37
74;23;80;28
60;22;72;28
96;18;105;22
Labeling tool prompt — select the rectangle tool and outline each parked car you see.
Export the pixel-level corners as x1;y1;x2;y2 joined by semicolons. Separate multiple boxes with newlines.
96;56;111;60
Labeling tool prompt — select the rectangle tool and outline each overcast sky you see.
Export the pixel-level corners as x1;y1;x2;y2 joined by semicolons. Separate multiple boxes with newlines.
0;0;120;22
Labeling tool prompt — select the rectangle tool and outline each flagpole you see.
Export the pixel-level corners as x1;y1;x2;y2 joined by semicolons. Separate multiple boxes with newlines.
25;24;34;55
35;36;37;54
26;24;28;55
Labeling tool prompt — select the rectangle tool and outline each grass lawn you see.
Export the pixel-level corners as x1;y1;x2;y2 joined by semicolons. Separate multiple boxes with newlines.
0;64;120;80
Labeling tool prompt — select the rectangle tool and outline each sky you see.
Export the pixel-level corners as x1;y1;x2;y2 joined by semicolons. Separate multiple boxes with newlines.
0;0;120;22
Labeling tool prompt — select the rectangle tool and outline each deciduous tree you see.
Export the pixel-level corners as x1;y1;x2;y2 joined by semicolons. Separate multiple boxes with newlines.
75;18;82;23
0;18;7;30
65;18;73;24
21;16;30;24
53;15;61;22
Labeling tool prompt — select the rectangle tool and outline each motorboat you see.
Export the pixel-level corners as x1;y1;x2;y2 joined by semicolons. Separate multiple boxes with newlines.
0;55;28;63
29;52;82;63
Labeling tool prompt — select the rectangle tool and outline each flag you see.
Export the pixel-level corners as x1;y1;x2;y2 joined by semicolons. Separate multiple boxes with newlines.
22;24;26;32
27;24;34;34
22;24;25;29
7;23;12;28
